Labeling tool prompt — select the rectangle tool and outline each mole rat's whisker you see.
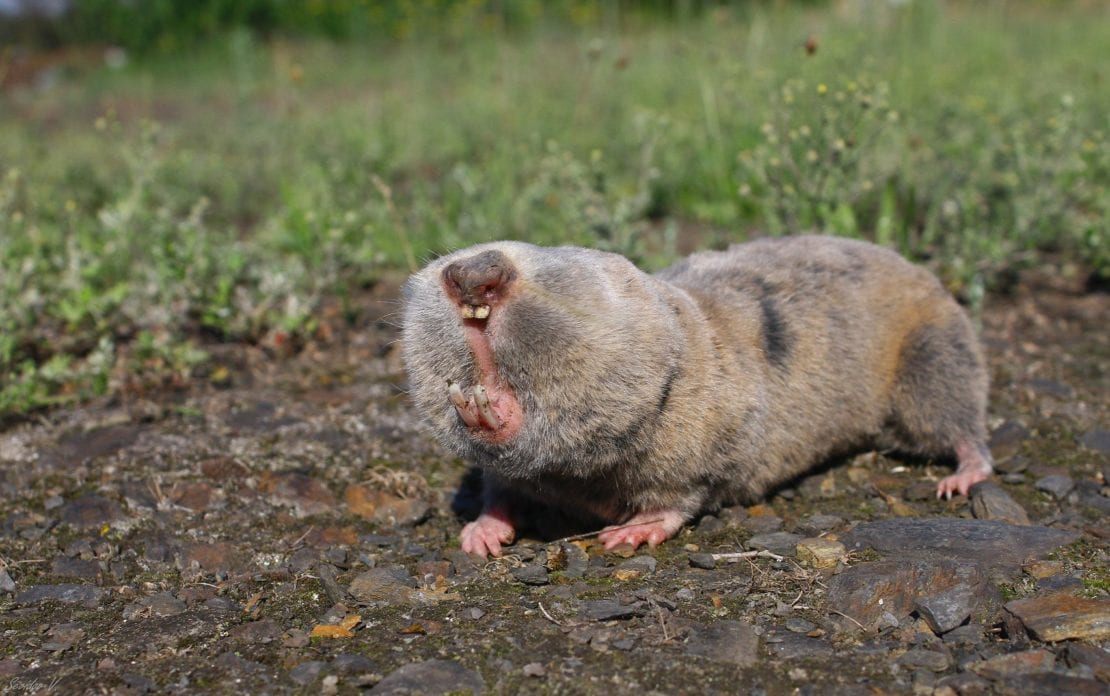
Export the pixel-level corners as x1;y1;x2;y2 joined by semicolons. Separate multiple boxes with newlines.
473;385;500;429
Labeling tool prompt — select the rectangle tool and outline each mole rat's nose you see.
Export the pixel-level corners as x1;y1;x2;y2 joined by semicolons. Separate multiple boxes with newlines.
442;250;516;306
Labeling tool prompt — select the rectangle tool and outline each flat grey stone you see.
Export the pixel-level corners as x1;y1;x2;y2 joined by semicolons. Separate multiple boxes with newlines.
141;591;186;617
332;653;377;675
50;556;101;579
763;629;831;659
995;674;1106;696
741;515;783;534
898;648;949;672
1034;474;1075;499
747;531;801;556
289;660;327;685
15;584;104;607
915;584;976;634
512;565;549;586
969;482;1030;526
581;599;642;621
942;624;984;646
1027;378;1074;399
793;513;844;537
685;620;759;667
995;455;1028;474
841;518;1078;571
58;494;123;529
1078;428;1110;453
688;553;716;569
371;659;484;695
616;555;657;575
784;617;817;634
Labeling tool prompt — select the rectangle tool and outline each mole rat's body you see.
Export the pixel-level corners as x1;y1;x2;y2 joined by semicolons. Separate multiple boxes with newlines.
402;236;993;557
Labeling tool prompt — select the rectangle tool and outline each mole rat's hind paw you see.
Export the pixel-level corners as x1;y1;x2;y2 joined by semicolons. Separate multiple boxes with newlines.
460;513;515;558
598;510;686;552
936;440;994;500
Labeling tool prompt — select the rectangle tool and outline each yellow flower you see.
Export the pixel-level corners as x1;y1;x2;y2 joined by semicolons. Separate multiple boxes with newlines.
65;200;77;213
817;83;828;95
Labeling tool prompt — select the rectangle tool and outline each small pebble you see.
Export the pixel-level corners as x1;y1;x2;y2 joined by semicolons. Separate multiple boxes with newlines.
689;553;716;570
522;662;545;678
1035;474;1075;499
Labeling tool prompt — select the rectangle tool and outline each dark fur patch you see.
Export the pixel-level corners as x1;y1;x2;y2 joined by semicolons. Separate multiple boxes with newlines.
655;364;678;417
757;283;791;367
610;364;679;451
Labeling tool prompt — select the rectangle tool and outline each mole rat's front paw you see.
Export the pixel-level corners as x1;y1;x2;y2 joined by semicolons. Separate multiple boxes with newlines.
460;512;515;558
598;510;686;552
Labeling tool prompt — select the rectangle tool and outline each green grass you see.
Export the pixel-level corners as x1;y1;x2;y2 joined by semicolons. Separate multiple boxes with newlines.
1;2;1108;416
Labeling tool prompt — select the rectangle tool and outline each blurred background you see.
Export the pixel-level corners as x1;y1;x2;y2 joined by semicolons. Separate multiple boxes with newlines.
0;0;1107;418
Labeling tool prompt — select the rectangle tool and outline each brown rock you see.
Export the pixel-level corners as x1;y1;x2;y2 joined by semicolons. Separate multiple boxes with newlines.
1063;643;1110;682
1022;560;1064;579
259;471;336;517
50;556;101;579
349;568;458;606
968;648;1055;679
304;526;359;547
1005;592;1110;641
178;541;247;573
969;482;1030;525
993;674;1106;696
58;494;123;529
827;559;994;630
228;619;283;644
170;482;214;512
796;537;846;569
200;457;249;481
344;484;429;526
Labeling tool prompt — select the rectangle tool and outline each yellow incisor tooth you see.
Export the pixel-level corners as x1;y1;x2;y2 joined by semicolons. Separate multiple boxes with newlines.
461;305;475;319
474;305;491;319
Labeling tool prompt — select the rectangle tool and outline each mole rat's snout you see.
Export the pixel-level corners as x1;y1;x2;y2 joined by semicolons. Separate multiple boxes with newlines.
441;249;517;319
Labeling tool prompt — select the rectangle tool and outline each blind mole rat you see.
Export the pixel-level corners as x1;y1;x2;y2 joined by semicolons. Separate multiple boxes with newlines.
402;235;993;557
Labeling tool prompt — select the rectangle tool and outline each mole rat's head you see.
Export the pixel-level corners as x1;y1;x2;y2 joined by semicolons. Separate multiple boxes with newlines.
401;242;679;479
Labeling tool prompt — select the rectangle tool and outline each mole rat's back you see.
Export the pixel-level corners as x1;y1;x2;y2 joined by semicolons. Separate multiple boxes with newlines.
656;235;987;495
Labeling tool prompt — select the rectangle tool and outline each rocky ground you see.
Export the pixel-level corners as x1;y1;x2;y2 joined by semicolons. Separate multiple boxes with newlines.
0;268;1107;695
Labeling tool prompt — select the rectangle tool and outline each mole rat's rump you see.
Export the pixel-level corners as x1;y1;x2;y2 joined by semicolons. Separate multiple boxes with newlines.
401;236;992;557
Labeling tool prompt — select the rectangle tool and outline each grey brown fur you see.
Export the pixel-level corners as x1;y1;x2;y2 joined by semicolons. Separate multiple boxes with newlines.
402;235;991;548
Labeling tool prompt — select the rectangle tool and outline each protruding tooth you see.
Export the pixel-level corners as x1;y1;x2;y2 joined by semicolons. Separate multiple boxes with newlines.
461;305;475;319
474;304;491;319
448;382;467;408
473;385;500;429
448;382;480;427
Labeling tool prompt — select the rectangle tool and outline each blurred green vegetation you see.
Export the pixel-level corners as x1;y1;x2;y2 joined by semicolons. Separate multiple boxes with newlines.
0;1;1107;417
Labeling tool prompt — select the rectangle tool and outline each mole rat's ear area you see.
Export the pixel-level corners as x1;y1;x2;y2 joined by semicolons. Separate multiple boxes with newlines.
440;249;517;320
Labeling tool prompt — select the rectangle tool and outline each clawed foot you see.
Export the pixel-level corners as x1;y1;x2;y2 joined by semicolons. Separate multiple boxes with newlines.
597;510;686;551
460;509;515;558
936;440;994;500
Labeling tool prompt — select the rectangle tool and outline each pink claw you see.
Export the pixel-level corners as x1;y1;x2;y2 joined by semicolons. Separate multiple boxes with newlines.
936;440;993;500
597;510;686;552
460;509;515;558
